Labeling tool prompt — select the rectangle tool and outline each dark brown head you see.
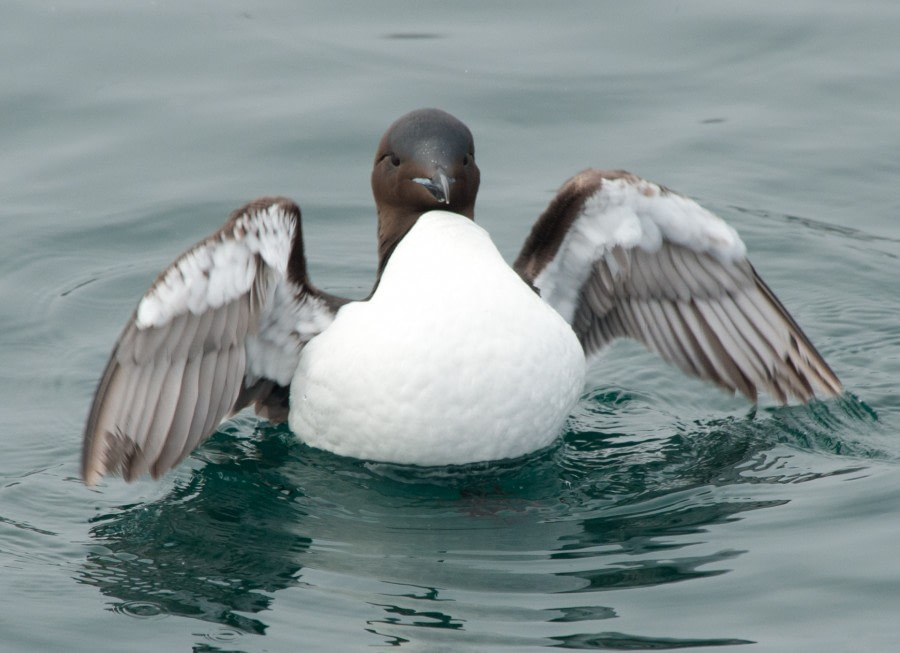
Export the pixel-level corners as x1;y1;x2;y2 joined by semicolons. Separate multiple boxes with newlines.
371;108;480;273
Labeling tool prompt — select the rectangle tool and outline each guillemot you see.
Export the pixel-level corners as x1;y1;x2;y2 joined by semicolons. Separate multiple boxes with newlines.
81;108;842;485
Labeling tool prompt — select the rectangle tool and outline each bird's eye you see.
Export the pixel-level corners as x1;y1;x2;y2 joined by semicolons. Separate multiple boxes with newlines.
390;154;400;166
463;154;472;166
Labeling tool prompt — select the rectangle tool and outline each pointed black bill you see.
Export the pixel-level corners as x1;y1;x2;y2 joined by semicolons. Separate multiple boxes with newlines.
412;169;453;204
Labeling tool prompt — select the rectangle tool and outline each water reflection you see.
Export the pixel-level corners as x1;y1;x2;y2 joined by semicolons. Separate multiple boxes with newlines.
78;425;309;635
550;632;754;649
76;393;873;648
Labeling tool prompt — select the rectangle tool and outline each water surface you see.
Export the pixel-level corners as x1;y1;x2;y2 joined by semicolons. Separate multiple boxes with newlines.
2;1;899;651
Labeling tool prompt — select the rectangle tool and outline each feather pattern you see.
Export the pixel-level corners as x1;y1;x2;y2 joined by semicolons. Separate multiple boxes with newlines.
514;169;842;403
82;198;346;485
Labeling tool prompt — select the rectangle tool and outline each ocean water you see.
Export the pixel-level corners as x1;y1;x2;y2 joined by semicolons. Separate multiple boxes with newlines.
2;1;899;651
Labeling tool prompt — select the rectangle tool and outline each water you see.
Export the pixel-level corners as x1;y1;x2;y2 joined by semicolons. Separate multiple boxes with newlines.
2;1;899;650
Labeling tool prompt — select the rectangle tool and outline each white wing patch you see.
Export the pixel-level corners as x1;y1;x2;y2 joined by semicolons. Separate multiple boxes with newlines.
136;204;295;329
534;177;745;325
245;281;336;386
582;177;745;258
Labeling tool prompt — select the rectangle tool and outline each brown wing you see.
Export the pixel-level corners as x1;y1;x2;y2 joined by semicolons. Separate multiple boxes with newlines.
82;198;346;484
516;169;842;403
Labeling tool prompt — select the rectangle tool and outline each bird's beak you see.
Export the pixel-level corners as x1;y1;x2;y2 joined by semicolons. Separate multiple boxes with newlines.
412;168;453;204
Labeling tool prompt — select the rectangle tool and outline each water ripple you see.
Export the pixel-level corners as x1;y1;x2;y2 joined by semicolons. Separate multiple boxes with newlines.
70;380;889;649
111;600;167;620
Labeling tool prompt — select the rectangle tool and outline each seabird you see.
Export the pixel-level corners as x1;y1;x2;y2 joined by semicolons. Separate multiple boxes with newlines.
81;108;842;485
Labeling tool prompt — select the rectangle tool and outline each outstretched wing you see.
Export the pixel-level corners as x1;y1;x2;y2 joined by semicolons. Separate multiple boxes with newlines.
514;169;842;403
82;197;346;484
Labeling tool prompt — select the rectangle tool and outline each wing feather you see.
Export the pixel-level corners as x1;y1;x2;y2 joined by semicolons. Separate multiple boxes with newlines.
645;300;694;376
187;350;219;453
151;354;201;477
694;299;774;400
82;198;347;484
660;301;704;378
632;298;671;361
516;169;840;403
140;361;185;470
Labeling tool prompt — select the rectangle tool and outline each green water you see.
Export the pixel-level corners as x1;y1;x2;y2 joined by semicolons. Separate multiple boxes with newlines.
2;1;899;651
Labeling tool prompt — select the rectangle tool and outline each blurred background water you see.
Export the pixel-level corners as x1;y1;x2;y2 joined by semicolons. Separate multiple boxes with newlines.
2;1;899;651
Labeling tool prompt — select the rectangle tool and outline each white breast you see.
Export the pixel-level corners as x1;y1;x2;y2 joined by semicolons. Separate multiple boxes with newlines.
288;211;586;465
